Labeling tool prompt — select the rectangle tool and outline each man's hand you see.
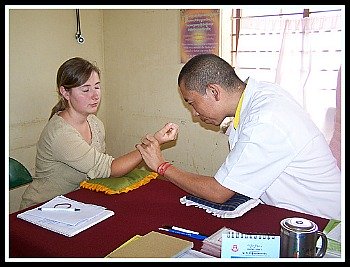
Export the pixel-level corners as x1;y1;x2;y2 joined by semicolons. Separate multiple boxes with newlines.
136;134;165;172
154;122;179;145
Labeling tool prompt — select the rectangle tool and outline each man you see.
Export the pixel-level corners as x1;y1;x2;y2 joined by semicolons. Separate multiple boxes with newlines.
136;53;341;220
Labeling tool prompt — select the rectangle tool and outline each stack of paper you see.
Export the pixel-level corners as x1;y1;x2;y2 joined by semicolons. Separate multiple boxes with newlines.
200;227;232;257
177;249;215;258
17;195;114;237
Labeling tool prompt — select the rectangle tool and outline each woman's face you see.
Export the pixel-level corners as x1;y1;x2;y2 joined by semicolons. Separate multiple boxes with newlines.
66;71;101;116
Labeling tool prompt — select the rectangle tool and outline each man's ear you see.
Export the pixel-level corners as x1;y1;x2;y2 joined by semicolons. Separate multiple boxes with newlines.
206;84;221;101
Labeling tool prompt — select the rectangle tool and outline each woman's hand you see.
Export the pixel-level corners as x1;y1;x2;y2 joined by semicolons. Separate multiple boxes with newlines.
136;134;165;172
154;122;179;145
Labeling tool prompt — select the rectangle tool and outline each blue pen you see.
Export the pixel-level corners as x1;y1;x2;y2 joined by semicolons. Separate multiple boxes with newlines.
163;225;207;236
158;227;208;240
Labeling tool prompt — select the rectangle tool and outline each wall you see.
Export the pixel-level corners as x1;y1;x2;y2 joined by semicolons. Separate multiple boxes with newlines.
7;8;229;213
8;8;106;169
7;8;105;213
102;9;228;173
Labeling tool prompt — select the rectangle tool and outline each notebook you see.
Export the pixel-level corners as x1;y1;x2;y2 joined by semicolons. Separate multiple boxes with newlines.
17;195;114;237
105;231;194;258
221;230;280;258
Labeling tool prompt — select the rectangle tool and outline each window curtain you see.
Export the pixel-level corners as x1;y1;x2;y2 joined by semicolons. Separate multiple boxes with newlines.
329;66;341;169
235;14;342;141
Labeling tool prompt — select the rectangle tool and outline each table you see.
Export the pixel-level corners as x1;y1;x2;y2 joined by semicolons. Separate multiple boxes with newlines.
9;179;329;258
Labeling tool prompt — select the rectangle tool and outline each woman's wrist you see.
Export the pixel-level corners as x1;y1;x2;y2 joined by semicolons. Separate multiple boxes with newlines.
154;132;163;145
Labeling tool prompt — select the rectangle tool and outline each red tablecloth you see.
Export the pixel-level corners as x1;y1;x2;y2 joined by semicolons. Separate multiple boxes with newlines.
9;178;329;258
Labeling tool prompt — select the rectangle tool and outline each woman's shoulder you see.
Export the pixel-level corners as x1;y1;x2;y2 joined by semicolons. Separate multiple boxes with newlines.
42;114;77;137
88;114;104;128
88;113;101;122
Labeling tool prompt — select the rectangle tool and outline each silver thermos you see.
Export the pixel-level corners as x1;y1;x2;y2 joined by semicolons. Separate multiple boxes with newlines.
280;217;327;258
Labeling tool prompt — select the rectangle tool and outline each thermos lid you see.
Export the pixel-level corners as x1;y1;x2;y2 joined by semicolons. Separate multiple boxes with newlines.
281;217;318;232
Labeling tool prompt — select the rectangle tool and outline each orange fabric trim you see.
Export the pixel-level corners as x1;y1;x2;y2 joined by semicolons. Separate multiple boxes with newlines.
80;172;158;195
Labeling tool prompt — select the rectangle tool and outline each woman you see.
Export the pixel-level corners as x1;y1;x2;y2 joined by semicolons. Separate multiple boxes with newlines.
20;57;178;209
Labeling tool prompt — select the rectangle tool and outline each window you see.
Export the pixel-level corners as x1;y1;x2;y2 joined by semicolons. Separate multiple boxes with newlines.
221;6;344;142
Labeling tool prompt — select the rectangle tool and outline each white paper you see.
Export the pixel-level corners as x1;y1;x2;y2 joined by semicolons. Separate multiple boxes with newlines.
326;222;341;242
221;231;280;258
17;195;114;237
17;209;114;237
20;195;106;225
177;249;215;258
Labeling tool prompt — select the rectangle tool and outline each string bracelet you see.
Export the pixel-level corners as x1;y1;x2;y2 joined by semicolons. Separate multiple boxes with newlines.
157;162;168;174
157;161;173;176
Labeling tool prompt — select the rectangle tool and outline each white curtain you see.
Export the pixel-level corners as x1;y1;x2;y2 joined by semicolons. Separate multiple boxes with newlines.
235;14;343;141
329;67;341;169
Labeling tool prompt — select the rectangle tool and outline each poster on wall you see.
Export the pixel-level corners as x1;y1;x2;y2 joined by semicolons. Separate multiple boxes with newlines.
180;9;220;63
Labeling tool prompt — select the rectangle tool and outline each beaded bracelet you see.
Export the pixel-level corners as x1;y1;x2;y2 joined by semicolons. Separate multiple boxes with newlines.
157;161;172;176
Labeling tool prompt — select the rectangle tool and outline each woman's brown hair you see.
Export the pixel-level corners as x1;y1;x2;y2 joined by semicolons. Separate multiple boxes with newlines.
49;57;100;120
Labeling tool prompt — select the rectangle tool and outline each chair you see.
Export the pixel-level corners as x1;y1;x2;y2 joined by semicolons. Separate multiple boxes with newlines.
9;157;33;189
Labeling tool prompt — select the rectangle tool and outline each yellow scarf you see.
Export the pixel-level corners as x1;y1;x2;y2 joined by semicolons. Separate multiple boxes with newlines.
233;91;245;130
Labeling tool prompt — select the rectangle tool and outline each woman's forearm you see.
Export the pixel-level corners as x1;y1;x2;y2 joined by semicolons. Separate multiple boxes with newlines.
109;149;143;177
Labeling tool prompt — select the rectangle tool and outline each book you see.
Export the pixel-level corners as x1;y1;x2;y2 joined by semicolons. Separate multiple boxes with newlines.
221;230;280;258
17;195;114;237
104;234;143;258
105;231;194;258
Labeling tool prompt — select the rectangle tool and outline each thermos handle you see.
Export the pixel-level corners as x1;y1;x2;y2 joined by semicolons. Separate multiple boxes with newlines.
315;231;328;258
